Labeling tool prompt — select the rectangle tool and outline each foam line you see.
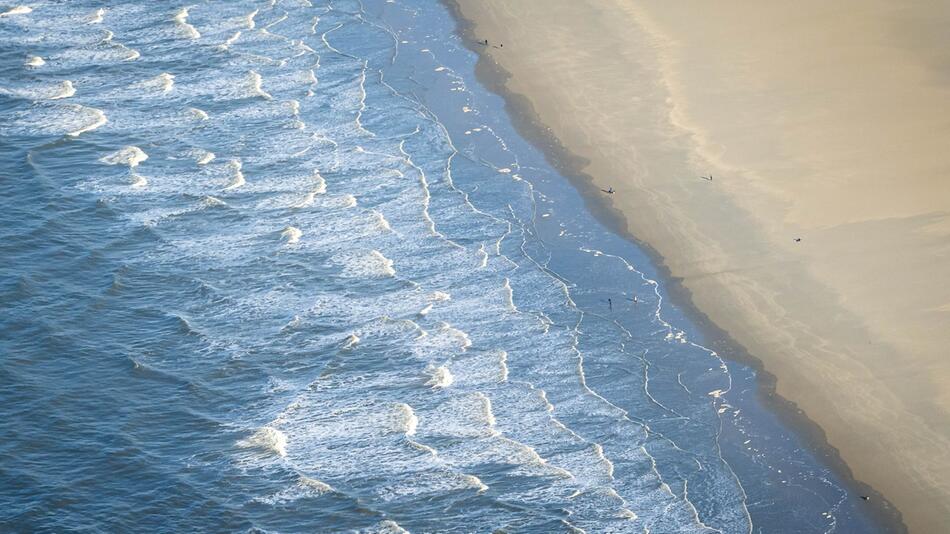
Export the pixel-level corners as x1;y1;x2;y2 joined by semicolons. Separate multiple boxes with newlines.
48;80;75;100
224;159;245;190
67;105;107;137
247;70;272;99
173;7;200;39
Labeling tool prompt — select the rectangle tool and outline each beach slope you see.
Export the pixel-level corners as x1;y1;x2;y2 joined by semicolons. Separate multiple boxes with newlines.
449;0;950;531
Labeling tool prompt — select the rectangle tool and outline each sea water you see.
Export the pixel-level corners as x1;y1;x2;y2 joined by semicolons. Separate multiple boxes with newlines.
0;1;888;532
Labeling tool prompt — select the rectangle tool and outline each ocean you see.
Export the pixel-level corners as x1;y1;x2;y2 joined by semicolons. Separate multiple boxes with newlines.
0;1;889;532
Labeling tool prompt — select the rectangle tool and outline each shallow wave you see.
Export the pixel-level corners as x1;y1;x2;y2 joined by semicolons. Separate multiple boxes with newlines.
223;159;245;190
281;225;302;244
334;250;395;278
239;426;288;457
173;7;200;39
68;105;108;137
100;146;148;167
424;365;454;389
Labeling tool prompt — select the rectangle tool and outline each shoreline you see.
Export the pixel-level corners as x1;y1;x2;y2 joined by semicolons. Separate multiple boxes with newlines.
442;1;909;531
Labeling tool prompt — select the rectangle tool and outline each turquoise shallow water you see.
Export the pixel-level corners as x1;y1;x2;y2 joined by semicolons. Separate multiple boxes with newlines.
0;1;889;532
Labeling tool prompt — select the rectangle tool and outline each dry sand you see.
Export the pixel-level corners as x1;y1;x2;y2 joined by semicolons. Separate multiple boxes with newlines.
449;0;950;531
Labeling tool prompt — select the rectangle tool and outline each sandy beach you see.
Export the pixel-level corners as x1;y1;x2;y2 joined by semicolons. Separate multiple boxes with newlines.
449;0;950;531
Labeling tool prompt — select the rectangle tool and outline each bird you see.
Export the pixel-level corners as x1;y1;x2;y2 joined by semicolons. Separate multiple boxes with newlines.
700;174;713;181
794;238;802;242
860;495;870;501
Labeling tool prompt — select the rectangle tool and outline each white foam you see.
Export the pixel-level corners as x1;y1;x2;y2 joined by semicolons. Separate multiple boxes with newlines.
591;443;616;478
158;73;174;93
425;365;454;389
240;426;288;457
173;7;200;39
264;11;288;31
291;173;326;208
392;403;418;436
256;475;334;505
293;39;316;56
292;191;315;208
244;8;258;30
436;323;472;350
502;278;517;311
407;439;438;457
306;170;326;193
0;6;31;17
217;31;241;51
341;194;357;208
188;107;209;120
460;474;488;494
139;73;174;94
281;226;302;244
298;475;333;494
86;8;104;24
247;70;272;99
131;173;148;188
101;146;148;167
100;29;113;43
474;392;496;427
535;389;554;413
372;210;391;232
123;48;140;61
342;333;360;349
25;55;44;68
337;250;395;278
196;150;215;165
48;80;75;100
497;350;509;382
419;304;433;316
224;159;245;190
201;196;226;207
428;291;451;302
67;105;107;137
376;521;409;534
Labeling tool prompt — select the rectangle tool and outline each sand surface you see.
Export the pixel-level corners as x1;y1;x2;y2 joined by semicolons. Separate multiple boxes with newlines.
450;0;950;531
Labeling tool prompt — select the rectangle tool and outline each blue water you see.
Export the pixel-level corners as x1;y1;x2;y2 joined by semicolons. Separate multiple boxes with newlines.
0;1;889;532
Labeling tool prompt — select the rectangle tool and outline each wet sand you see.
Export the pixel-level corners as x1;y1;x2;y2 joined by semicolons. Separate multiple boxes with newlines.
447;0;950;532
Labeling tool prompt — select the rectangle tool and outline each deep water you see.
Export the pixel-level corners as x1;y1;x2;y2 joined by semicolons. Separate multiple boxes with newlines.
0;1;888;532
